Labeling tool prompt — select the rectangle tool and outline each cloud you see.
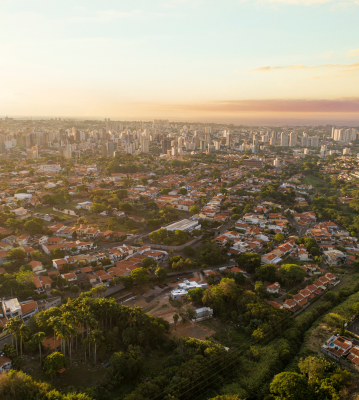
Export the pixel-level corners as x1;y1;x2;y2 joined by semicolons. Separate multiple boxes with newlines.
69;9;176;23
244;0;359;5
165;98;359;113
246;62;359;72
348;48;359;57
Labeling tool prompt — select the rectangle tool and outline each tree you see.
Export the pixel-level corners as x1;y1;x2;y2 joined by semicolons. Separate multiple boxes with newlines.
15;188;27;194
5;317;22;356
183;246;196;257
76;217;87;225
24;219;43;235
33;332;46;367
141;257;156;269
298;356;326;384
279;264;307;286
5;218;22;230
91;329;104;364
16;270;34;285
190;205;200;214
130;267;149;286
270;372;313;400
173;314;179;329
255;264;277;282
30;250;43;260
19;323;31;358
90;203;106;213
178;188;187;195
186;307;196;320
254;281;267;297
110;345;143;380
8;248;26;261
237;252;261;274
70;284;80;294
353;302;359;316
274;232;285;242
44;352;68;380
155;265;167;283
50;248;65;259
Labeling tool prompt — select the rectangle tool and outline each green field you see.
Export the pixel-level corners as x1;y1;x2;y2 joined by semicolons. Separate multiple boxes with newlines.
302;175;322;189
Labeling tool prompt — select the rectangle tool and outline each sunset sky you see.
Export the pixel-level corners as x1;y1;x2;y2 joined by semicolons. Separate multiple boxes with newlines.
1;0;359;123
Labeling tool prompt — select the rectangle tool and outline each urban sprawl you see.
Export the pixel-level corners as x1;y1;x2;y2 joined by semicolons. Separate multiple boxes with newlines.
1;117;359;399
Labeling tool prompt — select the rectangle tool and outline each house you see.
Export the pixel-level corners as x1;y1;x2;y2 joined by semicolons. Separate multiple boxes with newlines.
0;250;9;266
282;299;297;311
29;260;46;275
266;282;280;294
325;335;353;359
52;258;68;270
268;301;283;309
61;272;77;285
324;249;346;266
37;296;62;311
17;234;30;246
142;250;167;262
0;355;12;372
0;241;12;250
298;250;309;261
2;298;22;318
94;270;112;283
21;301;39;321
261;252;282;265
34;275;53;293
347;346;359;365
194;307;213;319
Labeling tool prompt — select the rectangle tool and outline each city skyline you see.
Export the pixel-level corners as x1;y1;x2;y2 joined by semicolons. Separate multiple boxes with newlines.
1;0;359;123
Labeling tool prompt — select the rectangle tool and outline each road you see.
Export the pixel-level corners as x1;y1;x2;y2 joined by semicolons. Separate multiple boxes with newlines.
0;334;12;347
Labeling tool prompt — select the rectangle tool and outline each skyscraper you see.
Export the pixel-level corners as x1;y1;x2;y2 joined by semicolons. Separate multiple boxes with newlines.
280;132;288;147
311;136;319;147
289;132;297;147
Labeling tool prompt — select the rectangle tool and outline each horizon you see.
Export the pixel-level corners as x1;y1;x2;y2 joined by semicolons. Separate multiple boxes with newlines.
1;0;359;121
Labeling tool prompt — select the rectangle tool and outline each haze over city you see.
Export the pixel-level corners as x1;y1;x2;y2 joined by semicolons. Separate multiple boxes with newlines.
2;2;359;400
1;0;359;124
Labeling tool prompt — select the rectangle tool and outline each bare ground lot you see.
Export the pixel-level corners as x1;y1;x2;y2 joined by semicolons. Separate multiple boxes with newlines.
113;273;216;339
168;321;216;340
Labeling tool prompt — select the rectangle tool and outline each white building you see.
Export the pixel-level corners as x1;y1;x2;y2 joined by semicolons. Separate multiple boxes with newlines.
2;298;22;318
39;160;61;173
162;219;201;232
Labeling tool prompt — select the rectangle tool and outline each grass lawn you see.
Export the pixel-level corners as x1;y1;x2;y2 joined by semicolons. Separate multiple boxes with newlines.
35;207;69;221
22;350;107;391
302;175;322;189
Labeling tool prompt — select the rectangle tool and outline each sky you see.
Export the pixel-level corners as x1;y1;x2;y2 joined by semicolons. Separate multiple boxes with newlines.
1;0;359;124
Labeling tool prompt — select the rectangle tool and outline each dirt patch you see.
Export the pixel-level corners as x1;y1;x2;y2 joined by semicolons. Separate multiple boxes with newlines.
305;322;335;354
168;321;216;340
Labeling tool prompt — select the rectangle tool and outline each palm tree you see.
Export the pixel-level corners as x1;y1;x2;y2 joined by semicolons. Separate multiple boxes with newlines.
91;329;104;365
65;324;76;367
5;317;22;356
48;316;61;352
33;332;46;367
173;314;179;330
19;323;31;358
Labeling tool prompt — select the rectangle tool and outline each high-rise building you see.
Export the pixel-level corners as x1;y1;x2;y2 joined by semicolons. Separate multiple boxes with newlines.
161;139;171;154
140;137;150;153
226;132;231;147
301;133;309;147
289;132;297;147
106;142;117;156
311;136;319;147
280;132;289;147
101;144;107;157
